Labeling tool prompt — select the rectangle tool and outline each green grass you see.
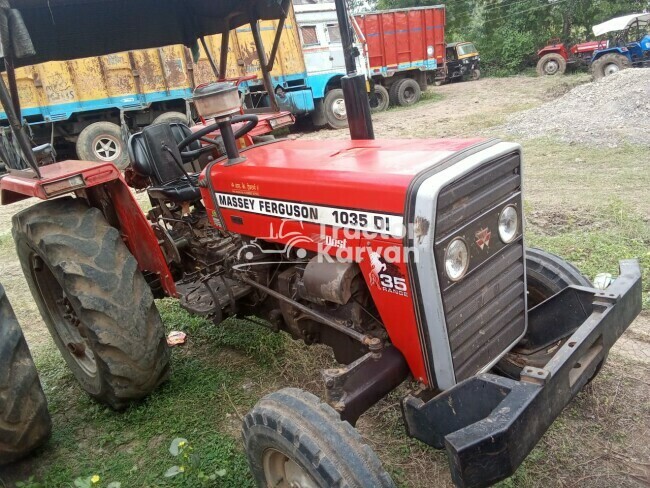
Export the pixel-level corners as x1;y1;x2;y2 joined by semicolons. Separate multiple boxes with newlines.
526;199;650;309
23;309;290;488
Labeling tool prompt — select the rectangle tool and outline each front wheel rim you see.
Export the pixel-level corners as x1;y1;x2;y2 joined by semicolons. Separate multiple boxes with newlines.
92;135;121;161
263;448;319;488
30;253;98;377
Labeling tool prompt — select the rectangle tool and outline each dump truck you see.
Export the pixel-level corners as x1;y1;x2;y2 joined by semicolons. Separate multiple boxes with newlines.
0;11;300;168
355;5;446;107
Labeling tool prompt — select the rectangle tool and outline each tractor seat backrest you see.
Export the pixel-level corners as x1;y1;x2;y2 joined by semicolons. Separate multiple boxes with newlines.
128;122;201;186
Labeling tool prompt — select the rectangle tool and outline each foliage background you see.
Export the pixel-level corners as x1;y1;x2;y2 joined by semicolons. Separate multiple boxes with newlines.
353;0;650;75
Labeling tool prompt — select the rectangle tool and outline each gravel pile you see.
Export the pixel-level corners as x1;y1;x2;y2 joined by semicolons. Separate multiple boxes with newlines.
503;68;650;147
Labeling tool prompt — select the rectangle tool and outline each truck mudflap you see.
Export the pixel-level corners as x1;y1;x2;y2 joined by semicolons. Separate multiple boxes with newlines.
402;259;642;488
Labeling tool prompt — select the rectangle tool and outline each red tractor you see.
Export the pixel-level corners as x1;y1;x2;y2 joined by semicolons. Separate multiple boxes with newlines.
0;1;642;487
536;39;602;76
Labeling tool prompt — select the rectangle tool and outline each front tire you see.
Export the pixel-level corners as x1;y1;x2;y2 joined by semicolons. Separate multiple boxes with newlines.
0;285;51;465
323;88;348;130
497;248;606;380
76;121;129;170
592;53;631;80
536;53;567;76
243;388;394;488
12;198;170;410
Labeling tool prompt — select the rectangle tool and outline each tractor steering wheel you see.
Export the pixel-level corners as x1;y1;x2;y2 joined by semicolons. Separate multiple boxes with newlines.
177;114;259;160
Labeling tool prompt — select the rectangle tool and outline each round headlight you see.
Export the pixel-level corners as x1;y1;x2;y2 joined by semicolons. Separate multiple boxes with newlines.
499;205;519;243
445;238;469;281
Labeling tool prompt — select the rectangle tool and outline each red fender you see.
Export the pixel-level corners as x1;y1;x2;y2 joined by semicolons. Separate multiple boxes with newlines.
0;161;176;296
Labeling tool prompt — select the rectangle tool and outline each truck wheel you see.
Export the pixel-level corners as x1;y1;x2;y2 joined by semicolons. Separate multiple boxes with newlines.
0;285;51;465
152;111;189;126
592;53;631;80
536;53;567;76
243;388;395;488
390;78;421;107
76;121;130;170
369;85;389;113
496;248;606;381
323;89;348;130
12;198;170;410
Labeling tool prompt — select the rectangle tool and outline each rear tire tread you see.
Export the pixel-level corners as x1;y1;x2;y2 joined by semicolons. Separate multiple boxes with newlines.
0;285;51;465
12;198;170;410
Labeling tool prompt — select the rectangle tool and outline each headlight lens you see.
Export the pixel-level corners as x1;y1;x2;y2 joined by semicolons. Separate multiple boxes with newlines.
445;238;470;281
498;205;519;243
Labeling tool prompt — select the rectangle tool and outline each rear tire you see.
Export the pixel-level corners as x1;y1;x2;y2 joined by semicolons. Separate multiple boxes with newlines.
0;285;51;465
243;388;394;488
592;53;631;80
536;53;567;76
12;198;170;410
76;121;129;170
497;248;606;381
369;84;389;113
152;111;189;126
323;88;348;130
390;78;421;107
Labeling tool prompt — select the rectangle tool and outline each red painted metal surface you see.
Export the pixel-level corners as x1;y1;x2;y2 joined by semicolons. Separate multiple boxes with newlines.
355;6;446;71
0;160;176;297
570;40;600;55
538;40;600;60
200;137;485;383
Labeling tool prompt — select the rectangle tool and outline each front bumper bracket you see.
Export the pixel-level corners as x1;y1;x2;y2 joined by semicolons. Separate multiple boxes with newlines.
402;259;642;488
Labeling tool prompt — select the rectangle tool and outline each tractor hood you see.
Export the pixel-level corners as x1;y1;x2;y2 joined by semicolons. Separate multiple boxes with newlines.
592;13;650;37
203;138;486;237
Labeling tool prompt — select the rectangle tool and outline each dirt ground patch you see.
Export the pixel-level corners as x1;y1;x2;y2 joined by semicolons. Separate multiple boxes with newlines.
1;73;648;487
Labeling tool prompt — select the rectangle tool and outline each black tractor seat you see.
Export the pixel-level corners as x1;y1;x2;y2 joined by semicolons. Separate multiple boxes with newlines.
128;122;203;203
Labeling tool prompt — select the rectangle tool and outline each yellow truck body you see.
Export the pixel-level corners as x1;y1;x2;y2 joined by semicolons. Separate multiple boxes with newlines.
0;7;304;166
1;8;304;123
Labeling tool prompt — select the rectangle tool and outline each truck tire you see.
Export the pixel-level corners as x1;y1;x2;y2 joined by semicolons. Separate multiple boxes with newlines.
76;121;130;170
152;111;189;126
390;78;421;107
0;285;51;465
243;388;395;488
323;88;348;130
496;248;606;382
369;84;389;113
592;53;632;80
12;198;170;410
536;53;567;76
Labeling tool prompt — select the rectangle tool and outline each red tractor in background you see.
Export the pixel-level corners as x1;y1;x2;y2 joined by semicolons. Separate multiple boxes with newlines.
0;1;642;487
536;38;602;76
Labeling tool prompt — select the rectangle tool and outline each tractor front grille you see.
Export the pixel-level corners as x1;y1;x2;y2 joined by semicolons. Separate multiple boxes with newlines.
435;152;526;382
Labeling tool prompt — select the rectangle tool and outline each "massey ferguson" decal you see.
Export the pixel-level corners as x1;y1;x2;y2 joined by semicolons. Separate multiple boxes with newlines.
216;193;404;237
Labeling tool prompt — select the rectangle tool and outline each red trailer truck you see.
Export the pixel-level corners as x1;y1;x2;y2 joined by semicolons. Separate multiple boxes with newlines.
354;5;446;109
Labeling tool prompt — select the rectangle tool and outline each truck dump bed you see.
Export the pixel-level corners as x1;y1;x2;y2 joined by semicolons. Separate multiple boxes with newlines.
354;6;446;78
0;8;304;123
